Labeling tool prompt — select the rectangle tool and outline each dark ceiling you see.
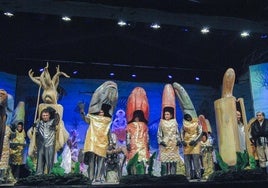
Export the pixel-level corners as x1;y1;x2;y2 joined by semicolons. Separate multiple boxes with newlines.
0;0;268;87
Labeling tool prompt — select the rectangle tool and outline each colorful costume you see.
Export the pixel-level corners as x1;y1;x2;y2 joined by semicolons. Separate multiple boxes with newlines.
126;120;150;162
182;116;202;179
200;134;214;180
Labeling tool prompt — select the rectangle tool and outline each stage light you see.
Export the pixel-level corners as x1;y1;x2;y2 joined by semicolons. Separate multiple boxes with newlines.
4;12;14;17
201;27;209;34
131;74;136;78
150;23;161;29
39;68;44;72
168;75;173;79
110;72;115;76
195;77;200;81
240;31;250;37
73;70;78;74
117;20;127;27
62;16;71;22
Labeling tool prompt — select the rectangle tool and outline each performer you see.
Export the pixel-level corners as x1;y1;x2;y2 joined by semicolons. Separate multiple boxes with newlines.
172;82;202;180
34;107;60;175
126;110;150;174
10;122;26;180
200;132;214;180
79;81;118;183
158;107;183;175
181;114;202;180
236;110;246;152
105;132;126;183
250;111;268;174
0;89;8;161
27;63;69;170
82;106;112;183
0;124;15;183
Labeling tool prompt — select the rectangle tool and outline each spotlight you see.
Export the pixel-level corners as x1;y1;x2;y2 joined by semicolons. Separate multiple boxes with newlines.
117;20;127;27
131;74;136;78
150;23;161;30
195;77;200;81
110;72;115;76
168;75;173;79
39;68;44;72
240;31;250;37
201;27;209;34
4;12;14;17
62;16;71;22
73;70;78;75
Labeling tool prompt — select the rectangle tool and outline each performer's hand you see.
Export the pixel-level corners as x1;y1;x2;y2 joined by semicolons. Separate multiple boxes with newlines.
181;140;187;147
160;141;167;147
189;140;197;146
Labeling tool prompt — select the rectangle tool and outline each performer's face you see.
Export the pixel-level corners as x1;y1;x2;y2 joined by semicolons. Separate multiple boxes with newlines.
41;112;50;122
164;111;172;120
17;124;23;132
256;113;264;122
99;110;104;116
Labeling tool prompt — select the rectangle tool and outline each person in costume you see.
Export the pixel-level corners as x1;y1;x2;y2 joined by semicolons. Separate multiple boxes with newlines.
181;114;202;180
236;110;246;152
200;132;214;180
0;124;15;183
10;122;26;180
126;110;150;174
157;107;182;176
250;111;268;174
105;132;127;183
34;107;60;175
81;104;112;183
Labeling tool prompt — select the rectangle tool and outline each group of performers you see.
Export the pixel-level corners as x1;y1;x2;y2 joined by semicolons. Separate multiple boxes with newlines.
0;65;268;185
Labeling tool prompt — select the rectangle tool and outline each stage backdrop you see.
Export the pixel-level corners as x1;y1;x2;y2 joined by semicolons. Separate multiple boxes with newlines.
0;67;254;155
249;62;268;116
15;74;218;152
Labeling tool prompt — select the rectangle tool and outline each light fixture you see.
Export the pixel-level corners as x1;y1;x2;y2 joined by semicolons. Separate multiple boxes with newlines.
4;12;14;17
201;27;209;34
240;31;250;37
131;74;136;78
150;23;161;30
195;77;200;81
62;16;71;22
110;72;115;76
117;20;127;27
168;75;173;79
73;70;78;75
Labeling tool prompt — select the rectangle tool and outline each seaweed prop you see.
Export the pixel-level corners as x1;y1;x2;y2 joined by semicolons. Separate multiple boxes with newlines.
126;152;139;175
148;152;157;176
215;150;229;172
235;151;249;170
248;155;257;169
26;156;36;175
51;156;65;176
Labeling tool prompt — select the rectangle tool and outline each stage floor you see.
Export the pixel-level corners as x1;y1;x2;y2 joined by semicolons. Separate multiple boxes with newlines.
1;179;268;188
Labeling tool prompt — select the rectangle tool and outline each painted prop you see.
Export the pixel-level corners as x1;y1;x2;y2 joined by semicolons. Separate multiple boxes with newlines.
126;87;150;163
214;68;247;166
27;63;70;157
